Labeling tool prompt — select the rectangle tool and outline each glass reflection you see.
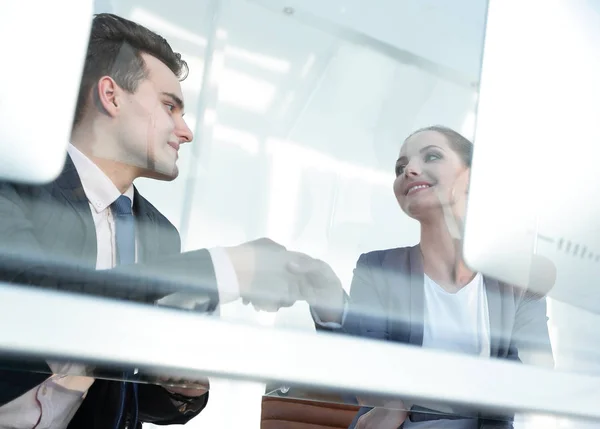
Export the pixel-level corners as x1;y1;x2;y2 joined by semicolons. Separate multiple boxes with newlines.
0;10;345;428
2;0;599;428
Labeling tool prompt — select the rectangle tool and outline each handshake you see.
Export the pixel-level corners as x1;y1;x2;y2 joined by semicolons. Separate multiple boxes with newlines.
223;238;345;323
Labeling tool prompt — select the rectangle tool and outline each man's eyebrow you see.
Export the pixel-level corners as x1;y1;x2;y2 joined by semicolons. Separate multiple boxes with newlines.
161;92;185;112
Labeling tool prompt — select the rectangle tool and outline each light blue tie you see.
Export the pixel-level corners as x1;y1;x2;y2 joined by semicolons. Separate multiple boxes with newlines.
110;195;138;428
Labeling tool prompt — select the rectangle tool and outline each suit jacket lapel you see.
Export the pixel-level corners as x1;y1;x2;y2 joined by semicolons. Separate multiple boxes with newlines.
133;188;159;263
483;276;514;358
408;245;425;346
53;155;97;264
383;245;424;346
56;159;161;264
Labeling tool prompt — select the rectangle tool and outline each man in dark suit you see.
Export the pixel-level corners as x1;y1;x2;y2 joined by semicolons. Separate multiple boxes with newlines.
0;13;345;429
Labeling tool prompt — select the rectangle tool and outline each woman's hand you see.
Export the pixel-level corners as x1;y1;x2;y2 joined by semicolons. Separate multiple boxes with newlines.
355;407;408;429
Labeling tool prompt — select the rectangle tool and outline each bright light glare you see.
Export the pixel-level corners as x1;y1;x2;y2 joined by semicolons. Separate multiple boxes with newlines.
264;138;394;245
226;46;290;73
266;139;393;186
219;70;276;113
131;8;207;47
131;8;290;73
214;125;260;154
203;109;218;125
300;54;316;78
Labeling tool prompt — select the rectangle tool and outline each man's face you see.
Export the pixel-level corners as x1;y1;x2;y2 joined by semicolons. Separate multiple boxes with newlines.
115;53;193;180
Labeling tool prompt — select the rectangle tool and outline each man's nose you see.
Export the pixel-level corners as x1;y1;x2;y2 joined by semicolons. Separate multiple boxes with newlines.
175;118;194;144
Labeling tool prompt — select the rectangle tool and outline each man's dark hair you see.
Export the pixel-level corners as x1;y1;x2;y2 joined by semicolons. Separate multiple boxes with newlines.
405;125;473;167
73;13;188;126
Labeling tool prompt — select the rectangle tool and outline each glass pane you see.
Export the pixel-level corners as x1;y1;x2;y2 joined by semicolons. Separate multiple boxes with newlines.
1;0;600;428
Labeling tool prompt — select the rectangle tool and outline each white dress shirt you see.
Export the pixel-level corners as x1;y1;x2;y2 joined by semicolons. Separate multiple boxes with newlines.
0;144;241;428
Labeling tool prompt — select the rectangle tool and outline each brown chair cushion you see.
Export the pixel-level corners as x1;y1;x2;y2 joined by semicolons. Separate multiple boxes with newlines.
261;396;360;429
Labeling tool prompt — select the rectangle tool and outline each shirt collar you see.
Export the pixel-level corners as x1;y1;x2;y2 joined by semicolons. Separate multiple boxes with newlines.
67;144;135;213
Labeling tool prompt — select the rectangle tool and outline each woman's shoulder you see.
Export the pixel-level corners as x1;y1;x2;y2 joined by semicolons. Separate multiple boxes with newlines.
482;275;549;306
357;245;417;266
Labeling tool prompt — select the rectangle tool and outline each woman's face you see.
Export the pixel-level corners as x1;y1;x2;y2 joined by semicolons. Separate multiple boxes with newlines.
393;130;470;219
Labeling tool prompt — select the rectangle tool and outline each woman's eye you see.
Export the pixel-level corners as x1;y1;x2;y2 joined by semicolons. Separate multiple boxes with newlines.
395;164;406;176
165;103;174;112
424;152;442;162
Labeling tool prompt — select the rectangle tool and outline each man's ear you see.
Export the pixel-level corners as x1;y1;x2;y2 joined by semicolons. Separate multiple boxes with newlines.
95;76;121;118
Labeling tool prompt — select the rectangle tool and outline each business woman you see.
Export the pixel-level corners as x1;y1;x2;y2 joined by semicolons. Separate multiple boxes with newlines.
340;126;553;429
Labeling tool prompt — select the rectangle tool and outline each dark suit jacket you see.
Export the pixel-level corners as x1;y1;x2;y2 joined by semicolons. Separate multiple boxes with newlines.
328;246;553;429
0;155;218;428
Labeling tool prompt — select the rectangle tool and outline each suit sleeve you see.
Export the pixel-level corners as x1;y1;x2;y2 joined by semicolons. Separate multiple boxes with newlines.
511;292;554;368
317;252;390;339
0;182;219;309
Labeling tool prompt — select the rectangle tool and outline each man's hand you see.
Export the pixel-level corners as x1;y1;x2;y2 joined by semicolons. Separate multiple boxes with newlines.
225;238;304;312
158;376;209;397
287;252;346;324
224;238;345;317
355;407;408;429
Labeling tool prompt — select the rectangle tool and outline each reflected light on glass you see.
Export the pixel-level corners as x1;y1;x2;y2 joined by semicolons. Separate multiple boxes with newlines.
265;138;393;186
225;46;290;73
131;8;207;47
130;9;290;74
545;299;559;364
460;109;476;141
216;28;228;40
277;91;296;117
183;114;197;134
264;148;301;244
219;69;276;113
256;311;277;326
214;125;260;154
300;54;316;78
522;414;560;429
204;109;218;125
178;53;205;91
264;138;393;244
210;50;226;86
